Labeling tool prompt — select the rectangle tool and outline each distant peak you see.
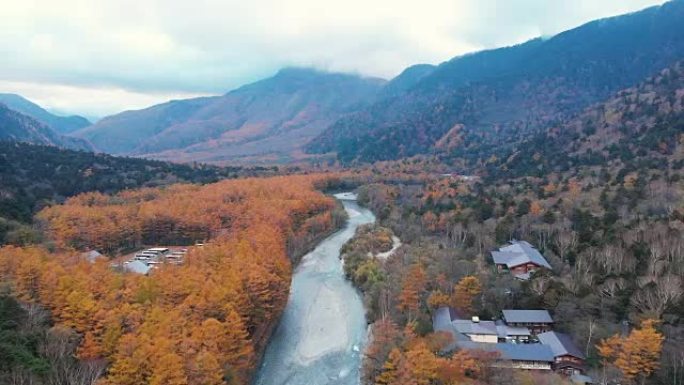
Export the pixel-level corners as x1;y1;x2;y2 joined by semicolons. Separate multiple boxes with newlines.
274;67;328;78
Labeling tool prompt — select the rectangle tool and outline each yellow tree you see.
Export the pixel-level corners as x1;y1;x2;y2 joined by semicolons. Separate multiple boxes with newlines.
149;353;188;385
451;276;482;314
427;290;451;309
598;319;664;383
405;342;441;385
375;348;402;385
397;264;427;322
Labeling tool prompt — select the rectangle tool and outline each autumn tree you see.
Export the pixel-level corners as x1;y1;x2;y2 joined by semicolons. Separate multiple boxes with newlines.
375;348;402;385
451;276;482;315
397;264;427;322
598;319;664;383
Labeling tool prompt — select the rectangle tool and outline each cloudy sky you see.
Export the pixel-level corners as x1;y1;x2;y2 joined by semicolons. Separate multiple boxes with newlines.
0;0;667;118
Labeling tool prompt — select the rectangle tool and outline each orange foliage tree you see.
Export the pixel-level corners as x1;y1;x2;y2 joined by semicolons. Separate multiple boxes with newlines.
451;276;482;315
598;319;664;383
0;175;342;385
397;264;427;322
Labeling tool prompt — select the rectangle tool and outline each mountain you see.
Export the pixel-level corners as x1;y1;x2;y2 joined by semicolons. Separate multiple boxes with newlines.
74;68;385;163
378;64;435;98
0;94;90;134
481;61;684;180
307;0;684;163
0;103;91;151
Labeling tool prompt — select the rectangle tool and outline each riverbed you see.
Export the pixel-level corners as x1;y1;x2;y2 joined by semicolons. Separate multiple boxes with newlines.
253;193;376;385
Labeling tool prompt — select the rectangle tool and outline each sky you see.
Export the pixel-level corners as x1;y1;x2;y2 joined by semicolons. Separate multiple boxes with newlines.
0;0;668;119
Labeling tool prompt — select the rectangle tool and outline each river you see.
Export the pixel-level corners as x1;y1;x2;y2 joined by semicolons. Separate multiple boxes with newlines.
253;193;376;385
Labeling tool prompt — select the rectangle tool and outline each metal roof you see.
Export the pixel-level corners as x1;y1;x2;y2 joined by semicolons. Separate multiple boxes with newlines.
502;309;553;324
124;260;151;275
456;341;555;362
492;240;552;269
81;250;104;263
453;320;498;336
433;307;456;332
538;331;585;359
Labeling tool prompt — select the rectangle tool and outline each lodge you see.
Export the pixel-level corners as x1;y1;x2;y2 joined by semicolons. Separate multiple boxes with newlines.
537;331;586;376
491;240;551;280
432;306;588;378
502;309;554;335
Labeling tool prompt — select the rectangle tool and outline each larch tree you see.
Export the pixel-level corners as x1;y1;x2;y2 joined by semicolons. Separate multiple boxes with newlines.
598;319;664;383
397;264;427;322
451;276;482;315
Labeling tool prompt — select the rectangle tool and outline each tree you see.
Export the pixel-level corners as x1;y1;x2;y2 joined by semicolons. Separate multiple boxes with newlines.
598;319;664;383
405;342;440;385
437;350;479;385
397;264;426;322
149;353;188;385
427;290;450;309
375;348;402;385
451;276;482;315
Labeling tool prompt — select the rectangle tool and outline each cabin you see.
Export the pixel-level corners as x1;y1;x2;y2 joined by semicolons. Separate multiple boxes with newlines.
456;341;555;371
502;310;554;335
537;331;586;376
124;260;152;275
491;240;551;280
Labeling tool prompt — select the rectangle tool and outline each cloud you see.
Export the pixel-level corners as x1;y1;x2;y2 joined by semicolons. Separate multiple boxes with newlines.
0;0;667;116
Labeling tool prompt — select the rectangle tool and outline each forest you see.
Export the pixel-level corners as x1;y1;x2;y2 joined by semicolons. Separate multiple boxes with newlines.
0;175;345;385
322;63;684;385
0;141;285;246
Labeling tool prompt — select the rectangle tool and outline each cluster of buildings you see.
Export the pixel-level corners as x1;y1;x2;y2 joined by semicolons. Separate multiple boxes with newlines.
433;307;590;383
429;239;592;383
122;247;187;275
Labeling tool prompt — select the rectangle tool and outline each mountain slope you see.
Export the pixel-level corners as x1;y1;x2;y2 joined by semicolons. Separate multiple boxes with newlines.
483;61;684;180
0;94;90;134
0;103;91;151
308;0;684;163
75;68;385;163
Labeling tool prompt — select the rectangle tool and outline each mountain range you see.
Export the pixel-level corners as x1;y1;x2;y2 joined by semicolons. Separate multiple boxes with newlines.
307;0;684;163
0;94;90;134
0;103;91;151
2;0;683;167
72;68;385;164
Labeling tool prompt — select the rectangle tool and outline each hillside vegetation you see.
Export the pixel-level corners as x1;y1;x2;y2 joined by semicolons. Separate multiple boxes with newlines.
0;175;344;385
0;141;276;245
307;0;684;163
74;68;385;164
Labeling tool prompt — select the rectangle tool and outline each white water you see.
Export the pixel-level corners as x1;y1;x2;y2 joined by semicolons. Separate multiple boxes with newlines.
253;194;376;385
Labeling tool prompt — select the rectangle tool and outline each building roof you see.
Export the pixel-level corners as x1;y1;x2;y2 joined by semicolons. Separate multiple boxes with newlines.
81;250;104;263
433;307;456;332
502;309;553;324
496;324;532;338
124;260;151;275
538;331;585;360
456;341;555;363
453;319;498;336
491;240;552;269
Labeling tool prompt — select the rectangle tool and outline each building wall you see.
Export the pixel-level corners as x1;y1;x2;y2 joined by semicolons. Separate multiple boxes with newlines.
510;262;542;275
507;322;553;334
468;334;498;343
494;361;552;370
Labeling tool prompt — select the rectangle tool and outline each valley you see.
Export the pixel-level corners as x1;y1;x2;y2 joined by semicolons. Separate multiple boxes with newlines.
1;1;684;385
